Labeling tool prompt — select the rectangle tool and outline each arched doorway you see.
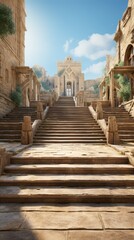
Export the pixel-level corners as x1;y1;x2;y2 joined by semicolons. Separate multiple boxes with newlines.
124;44;134;66
66;81;72;96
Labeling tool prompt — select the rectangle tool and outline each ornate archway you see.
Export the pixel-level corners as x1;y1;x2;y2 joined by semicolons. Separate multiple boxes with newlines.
124;44;134;98
124;44;134;66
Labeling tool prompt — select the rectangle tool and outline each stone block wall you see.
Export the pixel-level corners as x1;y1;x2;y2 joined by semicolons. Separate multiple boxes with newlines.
0;93;15;118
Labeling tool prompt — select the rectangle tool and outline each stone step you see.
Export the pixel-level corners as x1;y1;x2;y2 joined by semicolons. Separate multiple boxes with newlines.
37;130;103;133
35;133;104;136
11;156;128;165
0;186;134;203
40;126;100;130
119;134;134;139
34;136;106;140
0;130;21;134
5;164;134;175
44;120;96;123
34;139;105;143
0;138;20;142
0;123;22;130
0;134;21;139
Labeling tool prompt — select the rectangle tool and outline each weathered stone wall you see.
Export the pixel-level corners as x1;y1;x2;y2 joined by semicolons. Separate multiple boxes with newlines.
0;0;25;114
0;93;15;118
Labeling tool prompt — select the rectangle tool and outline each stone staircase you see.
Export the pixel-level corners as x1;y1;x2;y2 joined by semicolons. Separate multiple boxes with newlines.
103;106;134;143
0;107;36;142
0;153;134;203
34;97;106;143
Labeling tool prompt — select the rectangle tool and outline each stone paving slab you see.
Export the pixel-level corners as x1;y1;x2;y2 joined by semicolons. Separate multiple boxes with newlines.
68;230;134;240
0;212;25;230
0;230;67;240
15;143;123;158
22;212;102;230
101;212;134;229
0;230;134;240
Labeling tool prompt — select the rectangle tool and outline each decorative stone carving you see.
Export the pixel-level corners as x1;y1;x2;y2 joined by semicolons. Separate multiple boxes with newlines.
122;7;131;27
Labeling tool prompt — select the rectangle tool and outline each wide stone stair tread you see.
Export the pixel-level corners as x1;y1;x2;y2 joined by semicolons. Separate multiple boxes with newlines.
11;156;128;164
0;186;134;203
35;133;105;136
5;164;134;175
34;139;106;143
37;130;103;133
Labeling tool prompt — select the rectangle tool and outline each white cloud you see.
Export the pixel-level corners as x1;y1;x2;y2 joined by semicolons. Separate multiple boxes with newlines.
72;33;115;60
83;61;106;78
63;39;73;52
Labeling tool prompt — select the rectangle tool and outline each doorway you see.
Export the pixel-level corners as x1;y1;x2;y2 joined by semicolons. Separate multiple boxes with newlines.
66;81;72;96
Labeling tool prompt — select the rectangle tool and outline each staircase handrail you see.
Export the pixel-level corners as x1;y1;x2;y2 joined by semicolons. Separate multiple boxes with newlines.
119;98;134;113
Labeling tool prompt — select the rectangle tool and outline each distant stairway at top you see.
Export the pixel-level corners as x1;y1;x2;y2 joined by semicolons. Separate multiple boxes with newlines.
34;97;106;144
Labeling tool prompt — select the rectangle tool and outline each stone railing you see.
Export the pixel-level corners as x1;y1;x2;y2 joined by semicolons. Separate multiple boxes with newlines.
89;102;120;145
75;91;84;107
119;98;134;118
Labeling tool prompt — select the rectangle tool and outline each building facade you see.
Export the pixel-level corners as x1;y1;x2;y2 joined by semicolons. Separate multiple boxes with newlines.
100;0;134;106
0;0;40;117
54;57;84;97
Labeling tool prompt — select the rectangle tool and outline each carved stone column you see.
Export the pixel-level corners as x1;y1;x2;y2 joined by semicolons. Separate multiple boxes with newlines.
21;116;33;145
96;102;103;120
99;84;103;100
37;102;43;120
107;116;120;144
110;71;115;108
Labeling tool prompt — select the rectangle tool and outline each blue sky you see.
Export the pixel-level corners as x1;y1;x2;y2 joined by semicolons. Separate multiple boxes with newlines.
25;0;128;80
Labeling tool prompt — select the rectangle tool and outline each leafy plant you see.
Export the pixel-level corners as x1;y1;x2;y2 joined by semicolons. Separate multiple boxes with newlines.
10;86;22;106
117;75;131;101
0;3;15;37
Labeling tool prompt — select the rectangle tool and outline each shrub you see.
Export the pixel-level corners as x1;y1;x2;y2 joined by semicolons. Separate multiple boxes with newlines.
10;86;22;106
0;3;15;37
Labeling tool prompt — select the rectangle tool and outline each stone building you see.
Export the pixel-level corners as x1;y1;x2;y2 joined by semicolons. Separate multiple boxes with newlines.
54;56;84;97
100;0;134;107
0;0;40;117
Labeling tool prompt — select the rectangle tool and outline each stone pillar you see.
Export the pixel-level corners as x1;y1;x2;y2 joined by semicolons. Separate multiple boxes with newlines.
107;116;120;144
110;71;115;108
96;102;103;120
76;91;84;107
21;116;33;145
32;76;36;101
99;84;103;100
37;102;43;120
0;148;6;175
